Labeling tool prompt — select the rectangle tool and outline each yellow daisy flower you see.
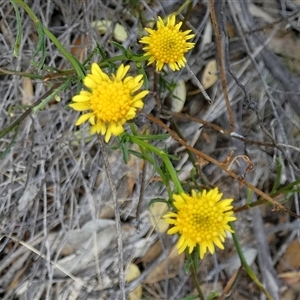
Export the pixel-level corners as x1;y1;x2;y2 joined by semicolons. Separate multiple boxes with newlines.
164;188;236;259
69;63;149;143
139;15;195;71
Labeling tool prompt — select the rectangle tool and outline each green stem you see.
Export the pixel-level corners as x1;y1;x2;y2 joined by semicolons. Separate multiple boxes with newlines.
43;27;85;79
32;79;72;113
0;126;19;160
13;0;85;79
98;54;149;69
0;83;61;139
190;266;204;300
186;251;204;300
231;225;273;300
0;67;44;79
174;0;193;19
129;135;184;194
10;0;22;57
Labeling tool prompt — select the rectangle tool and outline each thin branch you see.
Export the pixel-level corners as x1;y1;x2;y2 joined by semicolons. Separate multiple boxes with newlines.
98;135;126;300
147;114;300;219
135;161;146;231
186;63;211;104
208;0;235;132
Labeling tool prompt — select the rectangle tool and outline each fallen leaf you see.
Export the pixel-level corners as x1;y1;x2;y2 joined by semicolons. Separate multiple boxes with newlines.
71;35;88;62
126;264;142;300
277;239;300;273
269;31;300;61
279;271;300;287
91;20;112;34
113;23;128;42
126;150;144;197
249;3;275;23
148;202;168;233
201;60;218;89
225;247;257;276
129;236;158;260
144;245;185;284
21;77;34;105
18;184;38;213
91;19;128;42
54;219;116;276
140;240;162;263
171;79;186;112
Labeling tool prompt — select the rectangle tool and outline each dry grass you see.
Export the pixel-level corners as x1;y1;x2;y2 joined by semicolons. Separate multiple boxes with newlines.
1;0;300;299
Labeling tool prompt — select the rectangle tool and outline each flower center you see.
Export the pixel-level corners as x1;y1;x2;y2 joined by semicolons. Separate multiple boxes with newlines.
178;202;221;241
151;28;186;63
90;81;131;123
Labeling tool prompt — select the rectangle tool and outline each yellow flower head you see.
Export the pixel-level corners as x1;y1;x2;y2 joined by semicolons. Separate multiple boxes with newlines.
69;63;149;142
164;188;236;259
139;15;195;71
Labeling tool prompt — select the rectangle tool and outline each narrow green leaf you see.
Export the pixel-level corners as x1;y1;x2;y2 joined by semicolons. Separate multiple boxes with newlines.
206;292;220;300
110;41;128;55
33;79;72;113
271;157;282;194
33;21;44;56
34;22;46;70
13;0;85;79
133;133;170;140
0;125;19;159
10;0;22;57
127;149;143;159
121;143;129;164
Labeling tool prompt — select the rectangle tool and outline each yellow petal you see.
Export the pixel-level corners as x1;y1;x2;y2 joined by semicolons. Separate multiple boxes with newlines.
178;239;189;254
126;107;137;119
72;94;90;102
169;62;179;71
157;17;164;29
132;90;148;102
100;122;106;135
91;63;110;81
167;226;179;235
109;123;124;136
156;61;164;71
104;128;112;143
90;125;97;135
80;90;92;97
134;74;143;82
84;76;98;89
89;115;95;125
214;238;225;250
133;99;144;109
116;64;130;81
168;15;176;27
69;103;91;111
90;122;102;135
86;74;102;84
75;113;94;125
207;242;215;254
139;36;151;44
164;212;178;219
91;63;101;76
199;245;207;259
165;219;177;225
175;22;183;30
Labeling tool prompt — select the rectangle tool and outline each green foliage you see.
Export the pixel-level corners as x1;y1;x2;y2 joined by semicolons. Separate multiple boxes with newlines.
10;0;22;57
